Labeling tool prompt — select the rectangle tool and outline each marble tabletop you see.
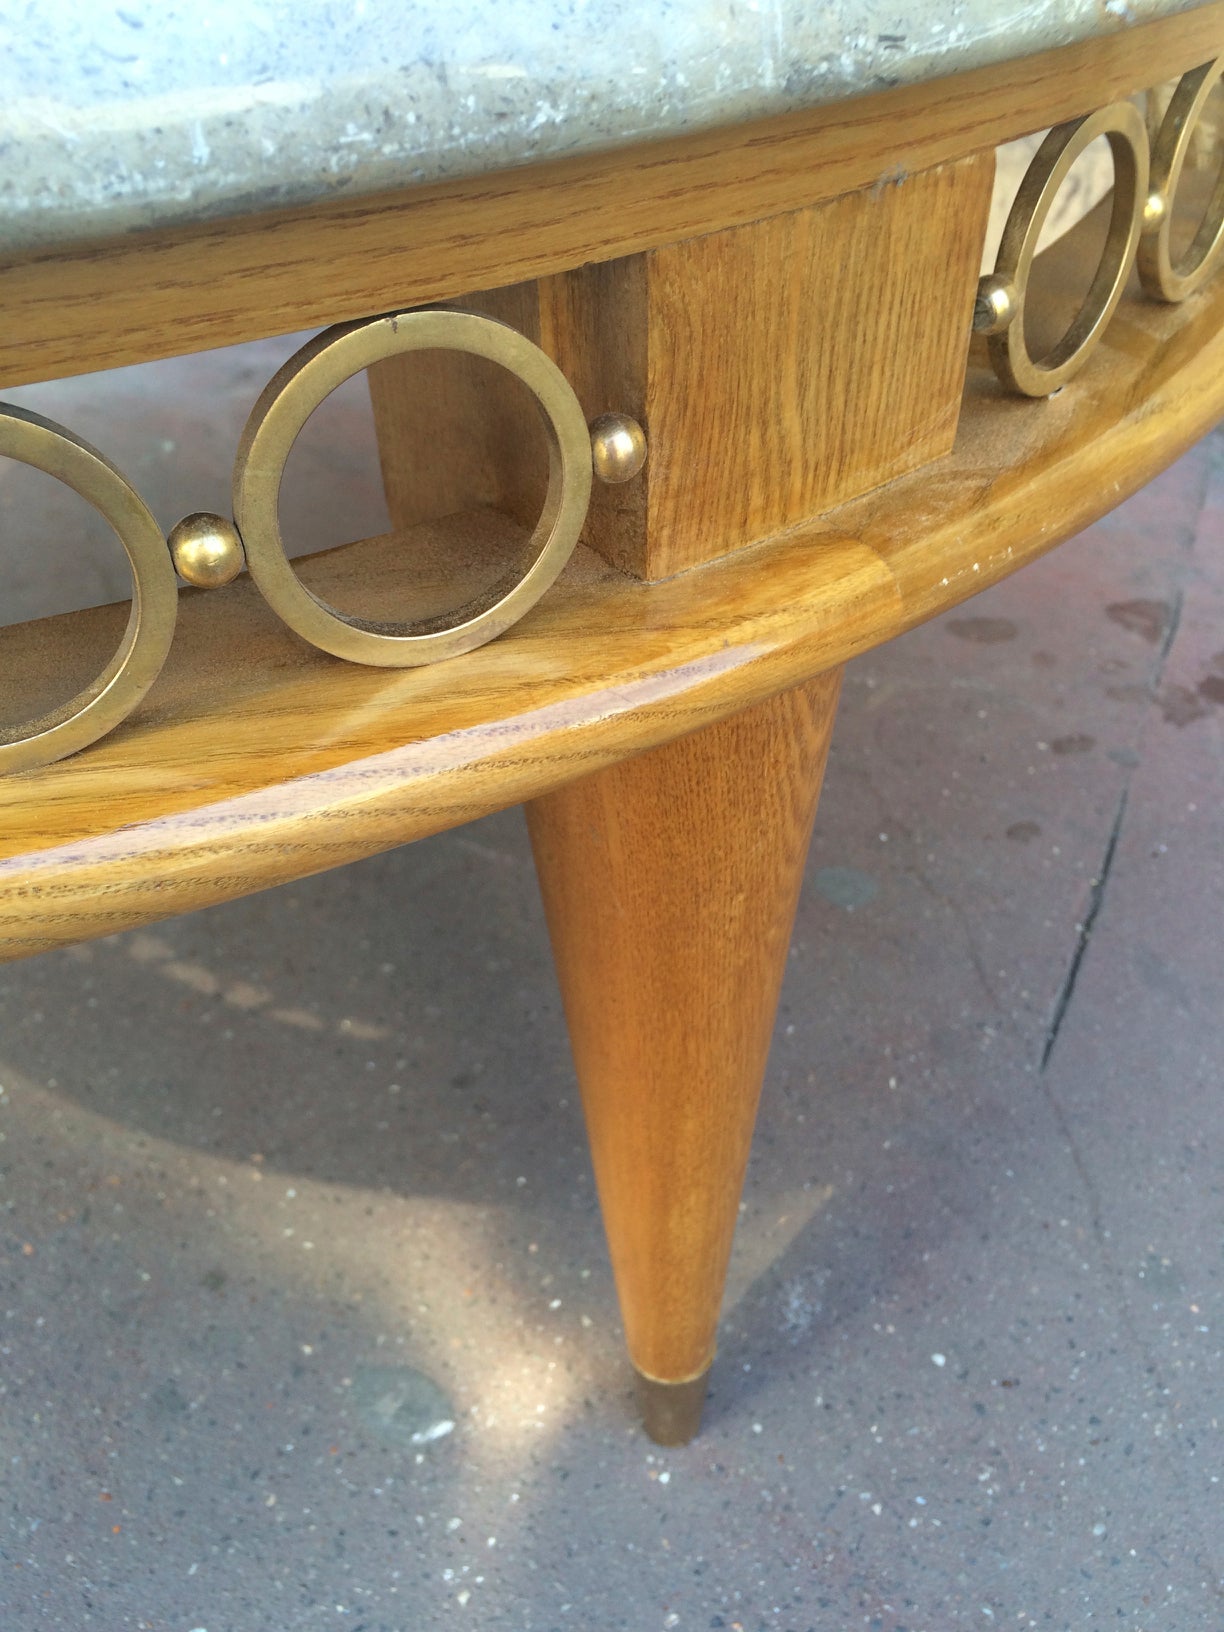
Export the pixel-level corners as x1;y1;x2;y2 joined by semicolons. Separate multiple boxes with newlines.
0;0;1208;255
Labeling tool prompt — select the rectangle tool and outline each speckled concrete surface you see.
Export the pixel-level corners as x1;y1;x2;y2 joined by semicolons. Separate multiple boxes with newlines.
0;0;1212;251
0;346;1222;1628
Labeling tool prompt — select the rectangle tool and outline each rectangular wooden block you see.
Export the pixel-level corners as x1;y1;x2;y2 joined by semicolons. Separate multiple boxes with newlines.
368;152;995;582
543;151;995;579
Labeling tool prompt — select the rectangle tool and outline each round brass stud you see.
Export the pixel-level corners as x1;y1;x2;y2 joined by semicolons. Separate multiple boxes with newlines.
169;511;246;589
590;412;648;483
984;101;1149;397
1138;56;1224;302
233;309;593;667
0;403;178;774
1143;190;1167;230
972;274;1019;336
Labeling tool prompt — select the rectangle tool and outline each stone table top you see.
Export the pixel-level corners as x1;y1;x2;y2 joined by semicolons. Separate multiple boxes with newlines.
0;0;1209;254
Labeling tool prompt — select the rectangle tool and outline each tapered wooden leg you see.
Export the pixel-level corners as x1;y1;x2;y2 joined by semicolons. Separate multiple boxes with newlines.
525;671;842;1442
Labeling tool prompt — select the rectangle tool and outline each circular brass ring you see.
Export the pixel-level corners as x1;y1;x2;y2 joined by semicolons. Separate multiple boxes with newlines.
0;404;177;774
1138;57;1224;302
987;102;1148;397
233;310;593;667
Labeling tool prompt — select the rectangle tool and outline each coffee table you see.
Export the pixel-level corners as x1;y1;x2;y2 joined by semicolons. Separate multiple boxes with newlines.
2;0;1222;1442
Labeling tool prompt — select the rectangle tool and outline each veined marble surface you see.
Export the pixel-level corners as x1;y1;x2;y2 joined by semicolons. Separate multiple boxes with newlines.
0;0;1209;253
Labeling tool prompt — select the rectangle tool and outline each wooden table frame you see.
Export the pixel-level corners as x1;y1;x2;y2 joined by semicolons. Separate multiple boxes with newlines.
2;2;1223;1442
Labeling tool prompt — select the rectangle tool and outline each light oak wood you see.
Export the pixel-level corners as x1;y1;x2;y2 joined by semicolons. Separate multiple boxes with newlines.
543;155;993;577
3;213;1224;958
539;255;648;573
0;519;889;958
2;1;1222;388
526;674;841;1403
1;15;1222;1449
367;281;547;534
519;150;986;1436
363;157;993;580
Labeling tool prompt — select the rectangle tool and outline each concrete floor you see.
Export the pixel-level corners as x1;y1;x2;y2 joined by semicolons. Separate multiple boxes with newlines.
0;339;1222;1631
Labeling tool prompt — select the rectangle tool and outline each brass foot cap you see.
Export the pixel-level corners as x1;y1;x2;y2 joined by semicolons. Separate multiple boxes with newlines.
635;1367;711;1446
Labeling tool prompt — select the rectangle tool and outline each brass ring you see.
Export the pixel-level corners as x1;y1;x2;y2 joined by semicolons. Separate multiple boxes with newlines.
986;102;1148;397
1138;57;1224;302
233;310;593;667
0;404;177;774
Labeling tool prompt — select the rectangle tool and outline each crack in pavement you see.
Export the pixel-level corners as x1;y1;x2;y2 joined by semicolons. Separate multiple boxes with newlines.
1037;445;1208;1077
1038;784;1130;1074
1030;440;1221;1544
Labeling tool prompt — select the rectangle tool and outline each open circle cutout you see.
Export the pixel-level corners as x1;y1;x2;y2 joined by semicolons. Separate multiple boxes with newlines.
233;309;593;667
1139;57;1224;302
0;404;177;774
988;102;1148;397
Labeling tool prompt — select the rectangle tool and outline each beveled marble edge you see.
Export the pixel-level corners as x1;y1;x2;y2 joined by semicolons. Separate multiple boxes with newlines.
0;0;1211;255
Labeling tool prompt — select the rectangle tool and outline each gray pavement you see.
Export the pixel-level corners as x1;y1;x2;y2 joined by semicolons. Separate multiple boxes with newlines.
0;343;1221;1630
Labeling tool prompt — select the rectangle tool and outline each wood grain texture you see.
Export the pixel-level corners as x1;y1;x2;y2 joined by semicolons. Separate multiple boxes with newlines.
361;156;993;581
539;255;649;575
546;155;993;578
638;159;992;574
0;521;892;958
525;673;842;1384
2;1;1222;389
367;281;548;534
2;221;1224;959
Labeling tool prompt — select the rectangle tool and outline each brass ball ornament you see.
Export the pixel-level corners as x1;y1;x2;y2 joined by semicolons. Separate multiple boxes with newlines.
168;512;247;589
589;412;648;483
972;274;1019;337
